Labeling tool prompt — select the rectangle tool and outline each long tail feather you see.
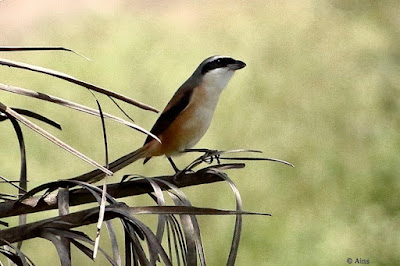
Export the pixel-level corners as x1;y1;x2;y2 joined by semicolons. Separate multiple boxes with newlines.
70;145;148;183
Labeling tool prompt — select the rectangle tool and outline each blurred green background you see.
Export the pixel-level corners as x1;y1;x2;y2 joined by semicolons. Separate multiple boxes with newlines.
1;0;399;265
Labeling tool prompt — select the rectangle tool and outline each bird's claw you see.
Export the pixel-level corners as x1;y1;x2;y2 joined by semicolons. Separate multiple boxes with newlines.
201;149;221;165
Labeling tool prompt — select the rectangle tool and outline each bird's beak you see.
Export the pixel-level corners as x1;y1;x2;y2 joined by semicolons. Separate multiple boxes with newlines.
228;60;246;71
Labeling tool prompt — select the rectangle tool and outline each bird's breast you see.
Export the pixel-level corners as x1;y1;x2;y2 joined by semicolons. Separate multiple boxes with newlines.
160;85;220;155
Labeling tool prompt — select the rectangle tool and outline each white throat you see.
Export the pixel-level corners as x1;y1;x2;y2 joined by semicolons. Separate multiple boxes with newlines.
201;68;235;93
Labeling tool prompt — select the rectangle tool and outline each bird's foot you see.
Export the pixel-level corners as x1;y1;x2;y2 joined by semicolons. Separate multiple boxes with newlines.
201;149;221;165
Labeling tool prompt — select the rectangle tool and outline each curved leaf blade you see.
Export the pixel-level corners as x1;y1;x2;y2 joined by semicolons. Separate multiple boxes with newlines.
0;102;113;176
0;58;158;113
0;83;160;142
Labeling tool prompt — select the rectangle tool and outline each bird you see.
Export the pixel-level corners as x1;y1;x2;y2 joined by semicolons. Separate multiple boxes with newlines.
73;55;246;182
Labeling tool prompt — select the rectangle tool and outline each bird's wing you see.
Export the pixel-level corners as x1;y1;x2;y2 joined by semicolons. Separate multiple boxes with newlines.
144;85;194;144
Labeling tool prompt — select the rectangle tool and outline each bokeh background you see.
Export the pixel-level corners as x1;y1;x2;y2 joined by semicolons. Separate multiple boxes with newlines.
1;0;399;265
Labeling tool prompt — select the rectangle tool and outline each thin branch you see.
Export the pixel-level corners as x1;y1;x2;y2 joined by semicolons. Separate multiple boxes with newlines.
0;175;26;193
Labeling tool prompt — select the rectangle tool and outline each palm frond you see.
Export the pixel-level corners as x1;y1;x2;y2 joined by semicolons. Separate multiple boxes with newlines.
0;58;158;112
0;83;160;141
0;47;283;265
0;150;273;265
0;46;90;60
0;102;113;176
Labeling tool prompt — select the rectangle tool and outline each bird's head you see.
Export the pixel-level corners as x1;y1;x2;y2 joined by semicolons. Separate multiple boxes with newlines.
195;55;246;91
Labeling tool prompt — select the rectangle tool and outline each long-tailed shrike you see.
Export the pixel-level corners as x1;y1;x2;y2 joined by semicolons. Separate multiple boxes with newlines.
74;55;246;182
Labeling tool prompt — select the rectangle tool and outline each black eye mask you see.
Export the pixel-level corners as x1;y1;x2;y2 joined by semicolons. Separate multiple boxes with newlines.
201;57;237;74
